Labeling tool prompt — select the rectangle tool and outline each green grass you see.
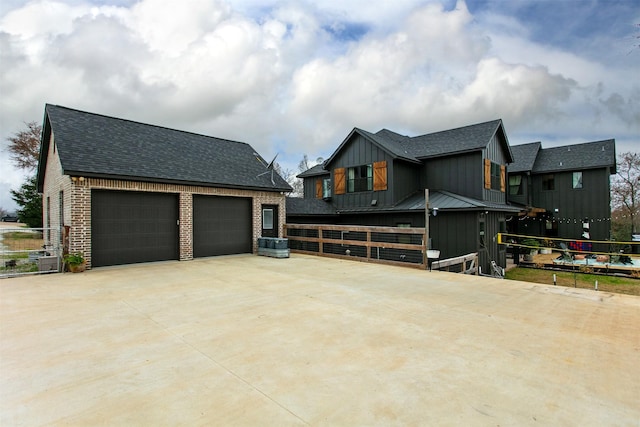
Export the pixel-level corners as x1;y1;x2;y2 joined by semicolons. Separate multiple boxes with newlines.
505;267;640;296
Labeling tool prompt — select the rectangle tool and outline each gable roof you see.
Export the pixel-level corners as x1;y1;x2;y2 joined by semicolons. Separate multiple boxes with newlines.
324;127;420;169
37;104;292;192
531;139;616;174
320;119;512;172
406;119;513;162
509;142;542;173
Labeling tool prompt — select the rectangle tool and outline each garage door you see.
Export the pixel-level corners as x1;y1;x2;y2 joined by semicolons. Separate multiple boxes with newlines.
193;195;252;257
91;190;179;267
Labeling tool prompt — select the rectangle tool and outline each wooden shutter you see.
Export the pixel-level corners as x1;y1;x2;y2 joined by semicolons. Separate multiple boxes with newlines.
334;168;346;195
484;159;491;190
315;179;322;199
500;165;506;192
373;161;388;191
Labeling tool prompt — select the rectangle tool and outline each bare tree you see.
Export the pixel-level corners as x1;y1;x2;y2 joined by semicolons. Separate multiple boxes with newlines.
273;162;303;197
7;121;42;171
298;154;324;174
611;152;640;238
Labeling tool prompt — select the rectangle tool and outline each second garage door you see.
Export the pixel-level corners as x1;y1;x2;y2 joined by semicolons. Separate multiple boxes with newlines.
193;195;252;257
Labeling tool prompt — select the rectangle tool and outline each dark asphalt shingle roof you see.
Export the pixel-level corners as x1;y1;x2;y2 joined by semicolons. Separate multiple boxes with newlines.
359;128;417;163
297;163;329;178
531;139;616;174
306;119;511;176
39;104;292;192
509;142;541;173
405;119;511;161
286;197;337;216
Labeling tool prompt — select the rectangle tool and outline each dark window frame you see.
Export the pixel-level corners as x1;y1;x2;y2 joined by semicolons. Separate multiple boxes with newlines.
572;171;583;189
322;178;331;198
542;174;555;191
347;164;373;193
509;174;523;196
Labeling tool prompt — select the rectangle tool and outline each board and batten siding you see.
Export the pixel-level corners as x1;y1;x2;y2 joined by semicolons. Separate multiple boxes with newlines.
482;134;509;204
303;173;329;199
531;168;612;240
424;152;483;200
330;134;395;210
393;161;423;205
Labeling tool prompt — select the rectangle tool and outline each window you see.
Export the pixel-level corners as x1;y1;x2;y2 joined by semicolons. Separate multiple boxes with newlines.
262;208;274;230
484;159;505;192
322;178;331;198
572;171;583;189
509;175;523;195
491;163;501;190
347;164;372;193
542;174;555;191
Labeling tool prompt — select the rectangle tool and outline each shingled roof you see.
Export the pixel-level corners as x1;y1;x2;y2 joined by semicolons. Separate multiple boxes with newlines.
531;140;616;174
286;197;337;216
312;119;512;175
406;119;512;161
297;163;329;178
37;104;292;192
509;142;541;173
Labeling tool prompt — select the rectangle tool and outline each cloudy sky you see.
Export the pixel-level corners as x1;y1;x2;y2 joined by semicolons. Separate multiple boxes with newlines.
1;0;638;211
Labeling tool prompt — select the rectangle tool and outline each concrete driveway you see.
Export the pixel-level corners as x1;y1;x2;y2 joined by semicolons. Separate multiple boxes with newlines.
1;254;639;426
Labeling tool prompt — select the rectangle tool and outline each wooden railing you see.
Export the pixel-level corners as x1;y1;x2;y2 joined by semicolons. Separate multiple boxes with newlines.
284;224;427;269
431;252;478;275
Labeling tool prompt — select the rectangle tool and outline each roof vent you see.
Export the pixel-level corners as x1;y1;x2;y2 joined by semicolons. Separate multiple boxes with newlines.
559;161;563;166
602;146;605;151
567;147;571;151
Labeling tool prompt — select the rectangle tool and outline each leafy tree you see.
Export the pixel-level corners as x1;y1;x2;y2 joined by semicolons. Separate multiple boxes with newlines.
5;121;43;227
611;152;640;240
7;121;41;171
10;175;42;227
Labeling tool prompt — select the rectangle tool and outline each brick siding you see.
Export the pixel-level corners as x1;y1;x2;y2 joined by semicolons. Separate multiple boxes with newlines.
42;134;287;269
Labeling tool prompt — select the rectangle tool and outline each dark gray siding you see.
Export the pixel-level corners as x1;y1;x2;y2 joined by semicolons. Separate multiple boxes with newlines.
429;212;478;261
479;211;507;272
423;152;483;200
393;161;422;203
330;134;395;210
507;172;530;207
531;168;612;240
303;176;322;199
483;134;509;204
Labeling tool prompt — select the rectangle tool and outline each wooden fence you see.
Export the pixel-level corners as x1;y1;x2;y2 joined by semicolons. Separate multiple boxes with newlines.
284;224;427;269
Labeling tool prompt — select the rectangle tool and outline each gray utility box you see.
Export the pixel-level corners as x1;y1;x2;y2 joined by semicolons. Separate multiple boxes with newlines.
257;237;290;258
38;256;59;272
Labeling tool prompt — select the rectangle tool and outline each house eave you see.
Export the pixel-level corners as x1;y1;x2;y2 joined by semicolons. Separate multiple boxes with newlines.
62;170;293;193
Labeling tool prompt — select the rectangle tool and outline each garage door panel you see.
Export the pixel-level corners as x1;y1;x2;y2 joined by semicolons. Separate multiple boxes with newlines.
92;190;179;267
193;195;252;257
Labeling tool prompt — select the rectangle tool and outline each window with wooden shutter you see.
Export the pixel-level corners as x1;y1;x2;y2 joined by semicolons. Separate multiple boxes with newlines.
484;158;491;189
334;168;346;195
500;165;506;192
373;161;388;191
315;179;322;198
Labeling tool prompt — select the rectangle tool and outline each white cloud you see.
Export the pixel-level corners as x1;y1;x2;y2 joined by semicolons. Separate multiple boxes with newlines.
0;0;638;200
